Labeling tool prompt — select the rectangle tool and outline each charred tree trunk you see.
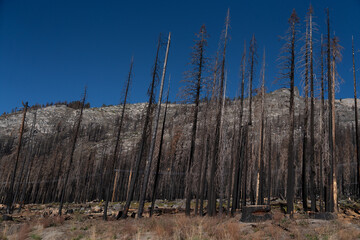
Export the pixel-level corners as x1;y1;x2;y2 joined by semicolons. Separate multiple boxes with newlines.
6;101;28;214
308;7;316;212
150;87;170;217
256;49;266;206
138;33;171;218
286;10;299;215
352;36;360;198
302;20;310;212
58;89;86;215
103;58;133;220
122;34;162;218
185;26;207;216
208;9;229;216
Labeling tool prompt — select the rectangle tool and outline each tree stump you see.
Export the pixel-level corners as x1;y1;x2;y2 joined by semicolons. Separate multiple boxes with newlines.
240;205;272;222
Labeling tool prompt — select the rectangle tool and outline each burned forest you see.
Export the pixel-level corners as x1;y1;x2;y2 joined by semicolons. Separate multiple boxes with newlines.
2;6;360;222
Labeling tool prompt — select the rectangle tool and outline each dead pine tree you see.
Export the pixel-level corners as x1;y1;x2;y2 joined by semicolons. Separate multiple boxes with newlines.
325;8;333;212
319;34;325;212
122;34;163;218
208;9;230;217
242;34;257;208
267;123;272;206
138;32;171;218
150;82;170;217
231;41;246;216
325;8;342;212
279;9;299;215
6;101;28;214
352;36;360;197
103;58;133;220
329;34;342;212
218;71;228;216
178;25;208;216
58;88;87;215
256;48;266;206
301;14;310;212
18;110;37;213
198;52;220;216
308;6;317;212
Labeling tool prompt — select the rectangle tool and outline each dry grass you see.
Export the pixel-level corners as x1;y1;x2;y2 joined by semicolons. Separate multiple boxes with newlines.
38;215;65;228
17;223;30;240
2;204;360;240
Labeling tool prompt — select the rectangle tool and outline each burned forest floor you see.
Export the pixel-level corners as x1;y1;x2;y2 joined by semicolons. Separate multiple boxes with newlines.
1;198;360;240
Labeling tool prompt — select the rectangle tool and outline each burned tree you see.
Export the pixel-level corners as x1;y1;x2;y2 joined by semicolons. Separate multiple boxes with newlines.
179;25;209;216
103;58;133;220
150;84;170;217
6;101;28;213
208;9;230;216
59;88;87;215
279;9;299;214
138;32;171;218
256;48;266;205
122;34;163;218
353;36;360;197
230;42;246;216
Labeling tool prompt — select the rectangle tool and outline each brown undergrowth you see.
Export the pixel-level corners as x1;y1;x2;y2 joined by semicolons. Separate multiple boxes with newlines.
1;203;360;239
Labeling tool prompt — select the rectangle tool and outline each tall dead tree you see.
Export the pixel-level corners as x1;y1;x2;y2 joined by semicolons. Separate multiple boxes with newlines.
329;34;342;212
267;124;272;206
302;17;310;212
256;48;266;205
18;110;37;213
218;71;227;216
198;53;219;216
231;41;246;216
103;58;133;220
352;36;360;197
138;32;171;218
58;88;87;215
242;34;257;208
150;83;170;217
6;101;28;213
122;34;162;218
308;6;316;212
208;9;229;216
180;25;208;216
319;34;325;211
230;41;246;216
282;9;299;214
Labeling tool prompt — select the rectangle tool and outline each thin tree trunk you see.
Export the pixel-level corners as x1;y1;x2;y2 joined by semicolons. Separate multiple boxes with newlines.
122;34;162;218
352;36;360;198
208;9;229;216
18;110;37;212
150;86;170;217
58;88;86;215
6;101;28;214
267;124;272;206
319;35;325;212
185;26;207;216
219;73;227;216
138;33;171;218
302;22;309;212
103;58;133;220
309;8;316;212
256;49;266;205
286;10;299;215
231;41;246;216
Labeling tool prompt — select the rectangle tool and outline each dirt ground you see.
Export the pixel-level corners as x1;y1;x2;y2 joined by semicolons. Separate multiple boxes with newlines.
1;200;360;240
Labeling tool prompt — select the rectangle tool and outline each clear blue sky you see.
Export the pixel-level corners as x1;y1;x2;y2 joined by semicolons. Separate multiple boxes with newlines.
0;0;359;113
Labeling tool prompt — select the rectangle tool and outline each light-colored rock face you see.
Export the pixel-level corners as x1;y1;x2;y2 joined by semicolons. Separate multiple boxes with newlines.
0;87;356;140
0;88;357;164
